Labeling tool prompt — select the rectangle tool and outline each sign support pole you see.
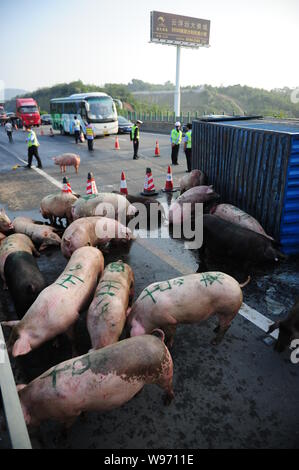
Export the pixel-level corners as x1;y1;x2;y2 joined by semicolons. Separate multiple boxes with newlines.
174;45;181;119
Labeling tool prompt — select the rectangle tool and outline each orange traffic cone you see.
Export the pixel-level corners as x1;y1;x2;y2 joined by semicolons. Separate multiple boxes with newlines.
141;168;158;196
163;166;175;192
115;136;120;150
86;172;98;195
154;140;160;157
62;177;72;194
120;171;128;196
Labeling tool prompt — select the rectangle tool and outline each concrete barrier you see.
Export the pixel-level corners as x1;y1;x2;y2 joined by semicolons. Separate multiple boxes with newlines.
139;121;174;135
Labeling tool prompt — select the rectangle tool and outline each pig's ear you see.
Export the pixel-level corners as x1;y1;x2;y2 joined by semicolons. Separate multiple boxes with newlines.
64;237;71;247
17;384;27;392
207;186;214;194
26;283;35;294
12;337;32;357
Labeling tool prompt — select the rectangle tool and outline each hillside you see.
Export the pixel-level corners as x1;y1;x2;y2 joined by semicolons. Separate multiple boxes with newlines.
132;84;299;118
4;80;299;118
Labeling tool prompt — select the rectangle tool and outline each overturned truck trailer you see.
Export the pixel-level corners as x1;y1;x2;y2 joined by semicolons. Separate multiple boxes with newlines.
192;117;299;254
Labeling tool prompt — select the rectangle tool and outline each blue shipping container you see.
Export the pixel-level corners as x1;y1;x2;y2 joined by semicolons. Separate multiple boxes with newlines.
192;118;299;254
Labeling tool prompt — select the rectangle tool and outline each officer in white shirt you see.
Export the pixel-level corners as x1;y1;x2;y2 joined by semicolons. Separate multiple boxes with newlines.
73;116;81;144
5;120;13;143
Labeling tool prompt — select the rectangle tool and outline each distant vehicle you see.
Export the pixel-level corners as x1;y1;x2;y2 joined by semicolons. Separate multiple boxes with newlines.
0;105;7;124
41;114;52;125
16;98;41;127
118;115;133;134
6;112;16;119
50;92;118;137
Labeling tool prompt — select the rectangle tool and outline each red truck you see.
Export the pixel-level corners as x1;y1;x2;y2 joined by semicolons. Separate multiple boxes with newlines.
16;98;41;127
0;104;7;124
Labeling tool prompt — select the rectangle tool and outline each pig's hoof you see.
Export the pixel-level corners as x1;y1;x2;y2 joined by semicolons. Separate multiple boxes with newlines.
211;337;221;346
163;392;174;406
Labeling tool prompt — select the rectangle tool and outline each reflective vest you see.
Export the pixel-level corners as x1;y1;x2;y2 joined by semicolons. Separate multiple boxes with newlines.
86;126;94;139
131;125;139;141
186;130;192;149
171;128;182;145
27;130;39;148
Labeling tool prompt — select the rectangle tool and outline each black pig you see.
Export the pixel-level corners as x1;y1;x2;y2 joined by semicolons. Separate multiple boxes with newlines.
198;215;285;277
268;299;299;352
4;251;47;319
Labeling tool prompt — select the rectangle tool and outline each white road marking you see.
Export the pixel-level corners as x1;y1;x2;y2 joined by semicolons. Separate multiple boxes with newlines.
0;144;63;190
239;303;279;339
0;141;278;341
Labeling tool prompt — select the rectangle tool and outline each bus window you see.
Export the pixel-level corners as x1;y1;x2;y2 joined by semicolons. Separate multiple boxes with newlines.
81;102;87;120
50;103;57;113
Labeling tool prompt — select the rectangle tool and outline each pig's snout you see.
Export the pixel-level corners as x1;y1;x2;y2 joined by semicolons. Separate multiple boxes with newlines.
130;318;146;337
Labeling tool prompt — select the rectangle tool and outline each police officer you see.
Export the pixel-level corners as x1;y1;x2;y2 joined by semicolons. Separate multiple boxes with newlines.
184;123;192;172
25;124;42;169
170;121;182;165
86;123;94;151
73;116;81;144
131;120;143;160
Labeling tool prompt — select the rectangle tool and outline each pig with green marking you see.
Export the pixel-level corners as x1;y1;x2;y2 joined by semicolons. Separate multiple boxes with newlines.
87;260;135;350
2;246;104;357
17;333;174;427
128;272;247;347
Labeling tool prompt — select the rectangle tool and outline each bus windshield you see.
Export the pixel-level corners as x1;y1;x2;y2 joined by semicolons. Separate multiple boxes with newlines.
86;97;116;122
19;106;38;114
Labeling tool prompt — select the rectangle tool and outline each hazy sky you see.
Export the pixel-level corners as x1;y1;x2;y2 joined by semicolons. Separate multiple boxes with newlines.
0;0;298;92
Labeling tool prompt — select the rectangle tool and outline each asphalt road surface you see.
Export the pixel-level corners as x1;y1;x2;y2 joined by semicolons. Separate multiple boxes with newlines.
0;125;298;449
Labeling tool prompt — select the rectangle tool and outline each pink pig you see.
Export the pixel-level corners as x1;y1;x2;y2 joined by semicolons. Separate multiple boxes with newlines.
61;217;135;258
179;169;207;195
169;186;220;224
53;153;80;174
17;333;174;427
2;246;104;357
128;272;244;347
87;260;135;350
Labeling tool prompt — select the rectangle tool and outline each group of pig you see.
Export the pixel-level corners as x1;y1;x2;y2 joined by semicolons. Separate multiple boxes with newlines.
0;182;248;429
171;169;297;352
0;168;297;430
171;170;285;278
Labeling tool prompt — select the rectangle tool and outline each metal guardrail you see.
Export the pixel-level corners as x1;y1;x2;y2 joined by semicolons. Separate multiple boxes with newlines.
0;325;32;449
121;111;234;123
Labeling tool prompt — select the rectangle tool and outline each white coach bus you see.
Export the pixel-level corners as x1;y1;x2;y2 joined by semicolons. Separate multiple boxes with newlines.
50;92;118;137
